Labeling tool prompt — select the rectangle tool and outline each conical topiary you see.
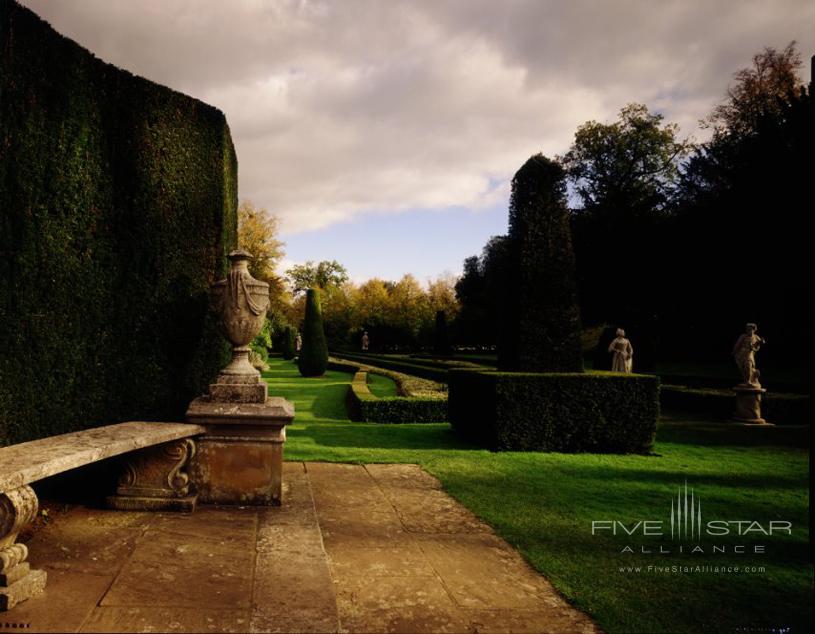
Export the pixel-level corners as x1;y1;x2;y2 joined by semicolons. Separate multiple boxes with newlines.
297;288;329;376
282;325;296;360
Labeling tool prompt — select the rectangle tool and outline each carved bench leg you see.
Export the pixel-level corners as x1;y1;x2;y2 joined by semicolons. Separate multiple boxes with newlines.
1;485;47;611
107;438;198;512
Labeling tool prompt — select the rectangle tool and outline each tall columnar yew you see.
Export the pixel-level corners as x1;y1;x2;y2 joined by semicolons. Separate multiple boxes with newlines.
498;154;584;372
282;326;296;360
298;289;329;377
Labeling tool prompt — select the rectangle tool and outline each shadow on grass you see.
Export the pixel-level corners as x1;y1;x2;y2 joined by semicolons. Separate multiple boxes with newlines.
292;423;477;451
656;420;810;448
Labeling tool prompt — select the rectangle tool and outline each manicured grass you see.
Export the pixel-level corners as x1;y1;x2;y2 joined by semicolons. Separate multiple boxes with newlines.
366;372;399;398
263;358;812;634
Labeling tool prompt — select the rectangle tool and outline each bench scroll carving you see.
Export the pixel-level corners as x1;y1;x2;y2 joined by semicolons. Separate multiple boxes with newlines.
1;486;47;611
107;438;198;512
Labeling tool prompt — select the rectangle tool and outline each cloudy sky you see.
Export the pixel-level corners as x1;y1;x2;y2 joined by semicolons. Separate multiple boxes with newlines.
22;0;814;283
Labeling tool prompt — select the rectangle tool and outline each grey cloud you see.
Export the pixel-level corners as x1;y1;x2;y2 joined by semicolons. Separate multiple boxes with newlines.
21;0;815;234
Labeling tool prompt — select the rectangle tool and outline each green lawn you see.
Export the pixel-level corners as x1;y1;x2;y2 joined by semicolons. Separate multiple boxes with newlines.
263;358;812;634
366;372;399;397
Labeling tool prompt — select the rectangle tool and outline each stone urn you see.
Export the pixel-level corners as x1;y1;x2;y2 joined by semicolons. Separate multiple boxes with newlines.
211;249;270;381
186;248;295;506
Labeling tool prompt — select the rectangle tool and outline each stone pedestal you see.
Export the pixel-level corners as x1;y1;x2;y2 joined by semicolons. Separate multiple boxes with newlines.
1;486;47;611
186;396;294;505
732;385;769;424
187;248;295;505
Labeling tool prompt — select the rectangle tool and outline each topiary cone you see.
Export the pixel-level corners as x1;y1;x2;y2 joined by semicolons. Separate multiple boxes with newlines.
297;288;329;377
282;325;296;360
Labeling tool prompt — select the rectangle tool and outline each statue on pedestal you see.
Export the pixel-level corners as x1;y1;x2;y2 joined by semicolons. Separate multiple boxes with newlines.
731;323;769;424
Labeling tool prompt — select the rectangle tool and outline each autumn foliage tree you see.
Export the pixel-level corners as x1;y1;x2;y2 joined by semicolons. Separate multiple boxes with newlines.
238;200;285;288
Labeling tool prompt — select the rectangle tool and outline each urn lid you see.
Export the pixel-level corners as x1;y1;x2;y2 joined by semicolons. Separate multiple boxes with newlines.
228;249;254;262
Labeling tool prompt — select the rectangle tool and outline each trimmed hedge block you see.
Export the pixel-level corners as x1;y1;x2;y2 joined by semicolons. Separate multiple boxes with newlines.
346;371;447;424
449;369;659;452
661;385;811;425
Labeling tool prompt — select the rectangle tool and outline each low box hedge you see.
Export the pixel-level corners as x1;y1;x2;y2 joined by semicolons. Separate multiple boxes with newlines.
328;357;446;397
346;371;447;424
448;369;659;453
661;385;811;425
330;352;449;383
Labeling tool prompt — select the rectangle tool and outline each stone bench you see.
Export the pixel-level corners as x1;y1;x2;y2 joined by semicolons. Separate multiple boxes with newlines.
0;421;204;611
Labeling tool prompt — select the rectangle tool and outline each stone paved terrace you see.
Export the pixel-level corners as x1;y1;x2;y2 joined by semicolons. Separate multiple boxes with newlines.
5;463;598;633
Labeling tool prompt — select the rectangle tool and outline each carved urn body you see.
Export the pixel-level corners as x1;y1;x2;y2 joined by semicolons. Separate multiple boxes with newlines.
211;249;270;380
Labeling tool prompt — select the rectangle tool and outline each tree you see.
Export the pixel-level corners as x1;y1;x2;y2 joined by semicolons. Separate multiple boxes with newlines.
499;154;583;372
705;41;804;139
560;104;690;329
454;238;508;348
385;274;432;347
286;260;348;295
433;310;452;356
297;288;329;376
320;282;355;348
668;43;812;363
238;200;285;286
427;275;459;319
561;103;691;216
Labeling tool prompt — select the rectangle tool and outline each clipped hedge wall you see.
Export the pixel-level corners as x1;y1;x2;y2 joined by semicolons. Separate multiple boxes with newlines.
449;369;659;452
0;1;237;444
346;371;447;424
661;385;811;425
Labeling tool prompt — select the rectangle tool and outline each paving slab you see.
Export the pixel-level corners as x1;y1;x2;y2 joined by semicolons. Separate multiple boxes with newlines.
10;461;597;633
100;507;258;609
80;607;251;633
25;507;150;575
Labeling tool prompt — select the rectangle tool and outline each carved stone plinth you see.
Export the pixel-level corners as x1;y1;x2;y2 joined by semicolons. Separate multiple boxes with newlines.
191;249;295;505
107;439;198;512
733;385;769;424
1;486;47;611
186;397;294;505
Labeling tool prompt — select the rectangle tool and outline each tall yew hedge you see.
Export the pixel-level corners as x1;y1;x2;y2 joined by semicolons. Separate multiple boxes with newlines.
0;0;238;444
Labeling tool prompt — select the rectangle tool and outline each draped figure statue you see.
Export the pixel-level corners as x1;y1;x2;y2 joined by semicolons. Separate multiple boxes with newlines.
608;328;633;373
732;323;765;387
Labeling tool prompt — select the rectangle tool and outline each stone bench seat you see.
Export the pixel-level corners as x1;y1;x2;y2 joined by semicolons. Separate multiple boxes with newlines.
0;421;204;494
1;421;205;611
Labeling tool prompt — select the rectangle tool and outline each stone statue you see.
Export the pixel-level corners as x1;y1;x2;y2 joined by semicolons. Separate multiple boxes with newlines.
361;331;370;351
608;328;633;373
732;323;766;387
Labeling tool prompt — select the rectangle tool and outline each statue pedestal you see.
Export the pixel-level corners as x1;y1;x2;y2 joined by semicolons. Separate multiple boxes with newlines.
186;395;294;505
732;385;769;425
